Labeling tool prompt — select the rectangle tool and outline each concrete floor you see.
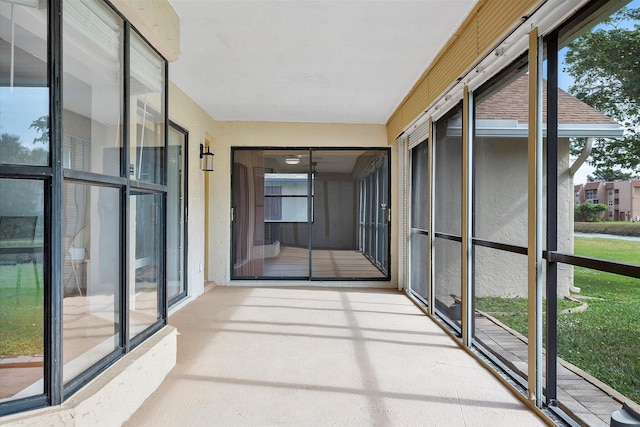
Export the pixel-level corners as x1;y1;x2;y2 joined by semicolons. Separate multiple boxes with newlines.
126;286;548;426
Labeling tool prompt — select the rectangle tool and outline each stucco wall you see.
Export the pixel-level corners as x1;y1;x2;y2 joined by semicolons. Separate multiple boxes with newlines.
168;82;218;299
208;121;395;286
473;135;572;297
2;327;177;427
428;133;573;299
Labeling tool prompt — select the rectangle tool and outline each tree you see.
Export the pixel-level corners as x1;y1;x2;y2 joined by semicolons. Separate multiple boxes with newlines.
564;7;640;175
574;202;608;222
0;134;43;216
586;169;634;182
1;133;48;165
1;133;30;163
29;115;49;145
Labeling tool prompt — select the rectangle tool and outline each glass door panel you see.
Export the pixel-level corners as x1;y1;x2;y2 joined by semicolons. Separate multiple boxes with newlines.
167;125;186;303
312;149;388;279
129;192;162;337
0;179;45;401
409;140;429;301
232;149;310;279
433;108;463;333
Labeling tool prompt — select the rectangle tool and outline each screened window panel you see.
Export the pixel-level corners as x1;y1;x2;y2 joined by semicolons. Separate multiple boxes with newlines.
409;141;430;300
433;107;462;329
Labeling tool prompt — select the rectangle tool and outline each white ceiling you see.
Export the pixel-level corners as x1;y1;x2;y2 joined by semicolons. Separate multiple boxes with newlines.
168;0;477;124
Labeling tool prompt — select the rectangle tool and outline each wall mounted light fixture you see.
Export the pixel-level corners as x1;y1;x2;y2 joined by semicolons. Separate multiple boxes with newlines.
200;143;215;172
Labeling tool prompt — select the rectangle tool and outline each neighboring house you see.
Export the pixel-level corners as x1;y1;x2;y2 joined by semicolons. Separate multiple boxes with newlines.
573;181;607;205
575;179;640;221
456;75;623;298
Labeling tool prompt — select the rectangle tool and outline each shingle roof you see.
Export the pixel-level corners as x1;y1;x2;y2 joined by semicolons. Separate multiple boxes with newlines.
475;75;618;125
584;182;602;190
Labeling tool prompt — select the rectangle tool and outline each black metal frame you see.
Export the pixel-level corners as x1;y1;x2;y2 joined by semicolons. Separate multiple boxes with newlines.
545;31;559;407
230;146;392;281
167;121;189;307
0;0;169;416
49;0;63;409
542;1;640;420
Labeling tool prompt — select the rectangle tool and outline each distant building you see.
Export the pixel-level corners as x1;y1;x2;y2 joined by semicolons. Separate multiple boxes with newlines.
575;179;640;221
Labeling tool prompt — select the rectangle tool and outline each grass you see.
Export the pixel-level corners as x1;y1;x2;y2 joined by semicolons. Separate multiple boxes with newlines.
0;264;44;358
475;297;582;341
477;236;640;404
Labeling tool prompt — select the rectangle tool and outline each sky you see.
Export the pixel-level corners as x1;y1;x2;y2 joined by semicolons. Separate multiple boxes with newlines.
0;87;49;149
557;0;640;184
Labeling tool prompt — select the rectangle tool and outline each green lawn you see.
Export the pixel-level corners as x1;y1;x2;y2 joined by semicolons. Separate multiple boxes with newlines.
477;236;640;404
0;264;44;358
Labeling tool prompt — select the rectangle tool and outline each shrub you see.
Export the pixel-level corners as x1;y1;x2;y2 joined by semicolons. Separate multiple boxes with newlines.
575;222;640;236
574;202;608;222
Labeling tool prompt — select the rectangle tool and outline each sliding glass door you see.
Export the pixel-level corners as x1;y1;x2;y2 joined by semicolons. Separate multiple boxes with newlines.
311;150;389;279
231;148;390;280
232;149;310;278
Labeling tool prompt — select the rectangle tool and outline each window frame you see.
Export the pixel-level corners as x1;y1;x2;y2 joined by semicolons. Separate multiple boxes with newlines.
0;0;169;416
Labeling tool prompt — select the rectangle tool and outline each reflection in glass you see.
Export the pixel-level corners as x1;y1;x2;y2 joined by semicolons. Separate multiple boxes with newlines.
167;126;185;303
265;173;309;223
130;192;162;337
312;150;388;278
0;1;49;166
62;0;123;176
62;183;120;383
231;149;389;279
233;149;310;278
130;32;165;185
433;109;462;329
0;179;44;401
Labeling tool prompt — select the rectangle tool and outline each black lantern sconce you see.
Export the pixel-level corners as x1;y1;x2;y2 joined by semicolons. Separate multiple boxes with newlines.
200;143;215;172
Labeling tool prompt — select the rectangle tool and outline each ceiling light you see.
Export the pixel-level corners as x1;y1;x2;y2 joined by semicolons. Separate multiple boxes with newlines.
285;155;301;165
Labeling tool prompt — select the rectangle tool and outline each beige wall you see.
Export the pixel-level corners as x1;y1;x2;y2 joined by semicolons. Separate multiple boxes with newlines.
168;82;218;298
208;121;396;286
